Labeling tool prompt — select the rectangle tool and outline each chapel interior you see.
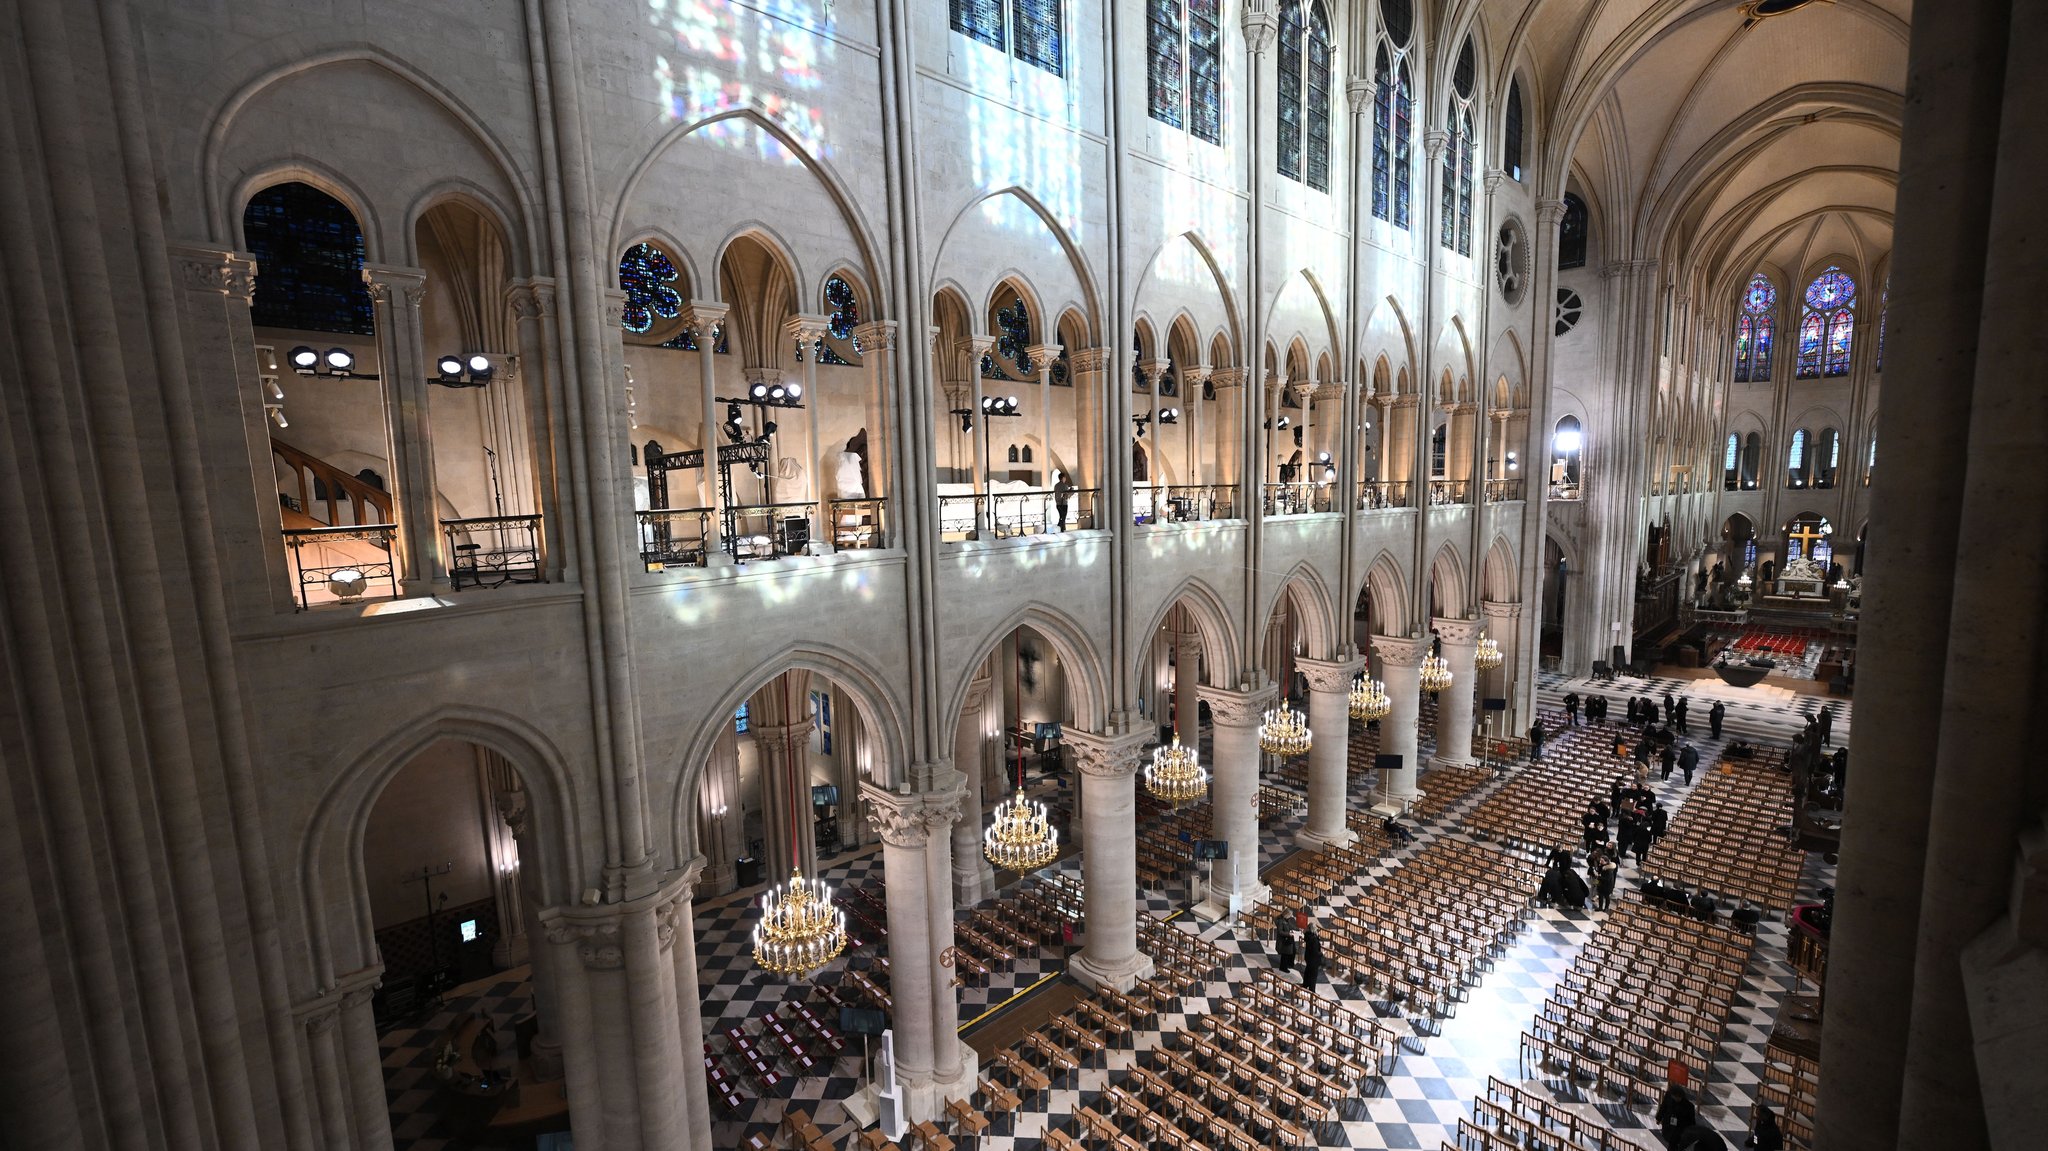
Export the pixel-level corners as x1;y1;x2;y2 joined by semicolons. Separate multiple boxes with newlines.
3;1;2043;1150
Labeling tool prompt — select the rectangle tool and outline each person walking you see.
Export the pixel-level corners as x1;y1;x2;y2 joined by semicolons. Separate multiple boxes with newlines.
1052;470;1075;531
1708;700;1725;739
1818;704;1835;746
1650;802;1669;842
1660;743;1677;781
1674;697;1689;734
1529;718;1546;761
1663;691;1676;724
1274;924;1296;973
1679;741;1699;786
1564;691;1581;726
1593;847;1619;911
1301;923;1324;993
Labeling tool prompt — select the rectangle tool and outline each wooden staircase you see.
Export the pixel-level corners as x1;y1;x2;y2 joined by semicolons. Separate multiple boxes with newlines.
272;439;392;528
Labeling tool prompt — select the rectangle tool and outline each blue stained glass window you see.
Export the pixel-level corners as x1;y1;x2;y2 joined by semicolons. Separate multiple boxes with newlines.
951;0;1005;50
1371;45;1393;220
619;243;684;334
658;322;726;353
1558;195;1588;269
810;275;858;366
1725;433;1739;472
1393;61;1413;227
1188;0;1222;144
1277;2;1304;182
1797;267;1856;378
1735;273;1776;382
734;702;750;734
983;298;1033;379
1504;81;1524;181
1147;0;1184;128
1381;0;1412;47
1011;0;1063;75
1304;4;1332;192
243;182;375;336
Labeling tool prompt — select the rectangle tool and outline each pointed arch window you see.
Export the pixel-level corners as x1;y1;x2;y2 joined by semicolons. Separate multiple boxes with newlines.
1787;428;1809;488
1370;6;1415;227
811;275;859;366
1147;1;1223;143
1504;80;1525;182
1277;1;1333;192
243;182;375;335
1724;433;1740;490
1796;267;1856;378
1733;273;1777;382
1558;194;1588;270
1440;39;1478;254
951;0;1063;76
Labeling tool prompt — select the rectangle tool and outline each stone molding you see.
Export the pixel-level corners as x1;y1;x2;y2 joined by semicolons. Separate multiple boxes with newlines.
1208;367;1246;390
1481;599;1522;621
1024;343;1064;374
1241;0;1278;54
1346;79;1374;113
1069;347;1110;374
861;780;967;846
1536;198;1570;226
679;301;730;331
1200;682;1278;727
1295;656;1366;694
1372;634;1429;666
1061;728;1149;780
784;312;832;342
851;319;898;352
171;245;258;303
1432;617;1484;645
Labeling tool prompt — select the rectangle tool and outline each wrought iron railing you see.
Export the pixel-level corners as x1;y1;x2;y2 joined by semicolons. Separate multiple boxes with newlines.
283;524;399;610
1484;478;1526;502
827;499;887;551
726;502;816;560
1426;479;1471;506
1358;480;1411;510
1262;481;1335;516
442;515;543;590
1133;484;1236;524
636;507;710;570
992;488;1097;538
937;494;983;540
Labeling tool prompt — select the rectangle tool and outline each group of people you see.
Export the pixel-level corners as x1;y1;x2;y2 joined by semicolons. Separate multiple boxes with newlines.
1658;1081;1786;1149
1559;688;1727;739
1271;917;1325;992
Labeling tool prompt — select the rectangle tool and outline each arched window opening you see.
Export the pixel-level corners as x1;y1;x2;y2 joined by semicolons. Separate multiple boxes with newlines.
1740;432;1761;489
1430;422;1448;478
1147;1;1223;143
1784;514;1835;569
1370;42;1416;226
1723;432;1740;490
1815;427;1841;489
244;182;374;335
1733;273;1776;382
983;289;1034;380
1439;51;1477;257
1786;428;1810;488
1558;194;1588;270
951;0;1063;76
1796;266;1856;378
1504;79;1525;182
1865;436;1876;486
812;274;861;366
1551;415;1582;497
1277;1;1333;192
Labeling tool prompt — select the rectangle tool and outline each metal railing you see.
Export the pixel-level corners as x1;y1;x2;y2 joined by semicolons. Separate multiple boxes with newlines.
637;507;711;569
1484;478;1526;502
726;502;816;560
1358;480;1411;510
443;514;543;590
1133;484;1236;524
938;489;1099;541
283;524;399;610
937;494;983;540
1426;479;1470;506
1262;481;1335;516
1549;482;1583;501
827;499;887;551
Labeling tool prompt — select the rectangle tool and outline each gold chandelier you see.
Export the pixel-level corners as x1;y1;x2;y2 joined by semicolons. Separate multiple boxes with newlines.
1258;699;1313;757
1350;676;1391;722
752;869;847;978
985;788;1059;871
1474;633;1504;672
1145;735;1208;803
1420;654;1455;695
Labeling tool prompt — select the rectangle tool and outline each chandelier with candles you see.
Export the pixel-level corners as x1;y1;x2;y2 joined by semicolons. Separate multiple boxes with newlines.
985;640;1059;872
1474;633;1503;672
1258;699;1313;757
753;676;845;978
1145;735;1208;803
1420;654;1455;695
1350;676;1391;722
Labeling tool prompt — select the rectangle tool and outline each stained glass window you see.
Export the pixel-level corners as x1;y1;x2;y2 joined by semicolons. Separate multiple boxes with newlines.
1558;195;1588;270
243;182;375;335
813;275;858;366
1277;2;1304;182
1011;0;1063;75
1371;45;1393;220
1455;108;1475;254
1148;0;1185;129
1787;428;1808;487
1393;61;1413;227
1381;0;1412;47
658;322;727;353
1796;266;1856;378
1188;0;1222;144
983;297;1033;379
1504;80;1524;182
619;242;685;335
1304;4;1332;192
1734;273;1776;382
1725;433;1739;472
951;0;1005;51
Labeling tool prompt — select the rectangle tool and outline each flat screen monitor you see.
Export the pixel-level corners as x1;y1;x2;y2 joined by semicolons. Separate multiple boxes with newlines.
1194;839;1230;861
840;1006;888;1036
812;784;839;806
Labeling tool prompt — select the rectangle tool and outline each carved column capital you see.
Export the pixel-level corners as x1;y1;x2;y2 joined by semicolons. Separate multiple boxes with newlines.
784;312;832;343
1062;728;1150;780
1295;656;1366;694
1208;367;1246;390
172;245;259;303
1025;343;1065;374
1137;359;1171;390
1242;1;1279;55
1180;364;1215;390
861;782;966;846
1484;168;1508;193
1346;79;1375;114
1424;129;1451;161
679;301;729;333
1069;346;1111;375
1481;598;1523;621
1537;198;1570;227
1200;683;1279;727
1372;634;1430;667
1432;617;1484;645
851;319;898;352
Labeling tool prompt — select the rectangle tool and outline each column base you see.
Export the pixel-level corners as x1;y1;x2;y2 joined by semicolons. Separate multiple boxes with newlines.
491;933;530;969
1192;881;1272;924
897;1045;981;1124
1068;949;1157;994
528;1035;564;1083
1295;825;1357;851
951;860;994;908
1428;752;1476;772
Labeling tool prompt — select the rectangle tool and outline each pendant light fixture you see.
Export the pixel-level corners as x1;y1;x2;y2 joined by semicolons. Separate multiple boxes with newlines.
986;638;1058;872
753;675;845;978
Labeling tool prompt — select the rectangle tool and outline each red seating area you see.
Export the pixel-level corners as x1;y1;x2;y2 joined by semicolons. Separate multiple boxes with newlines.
1731;626;1826;655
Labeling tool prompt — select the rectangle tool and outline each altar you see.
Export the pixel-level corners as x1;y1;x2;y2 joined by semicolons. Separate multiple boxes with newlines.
1771;557;1830;598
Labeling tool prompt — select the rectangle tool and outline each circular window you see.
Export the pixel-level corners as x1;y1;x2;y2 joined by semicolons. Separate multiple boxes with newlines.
1555;288;1584;337
1496;219;1530;306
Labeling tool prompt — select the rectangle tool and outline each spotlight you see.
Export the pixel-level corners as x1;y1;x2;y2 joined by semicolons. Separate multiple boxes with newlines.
786;382;801;400
769;385;787;402
760;420;779;439
289;346;320;374
1277;416;1291;429
324;347;356;373
1317;451;1332;463
726;402;743;424
956;410;974;433
437;355;465;381
467;354;491;376
751;382;770;400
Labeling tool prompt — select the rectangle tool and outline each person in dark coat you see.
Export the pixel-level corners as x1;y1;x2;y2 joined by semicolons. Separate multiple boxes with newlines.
1611;774;1628;811
1818;704;1834;746
1690;889;1717;921
1679;742;1700;785
1564;691;1580;726
1529;718;1546;761
1634;737;1653;767
1748;1103;1784;1150
1592;847;1619;911
1583;808;1608;851
1657;1083;1699;1144
1274;924;1296;972
1625;697;1640;725
1660;743;1677;780
1674;697;1689;734
1663;691;1676;723
1300;924;1324;992
1650;803;1669;842
1708;700;1725;738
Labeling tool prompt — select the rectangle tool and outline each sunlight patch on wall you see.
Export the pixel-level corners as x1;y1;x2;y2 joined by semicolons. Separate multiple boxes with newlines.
651;0;833;165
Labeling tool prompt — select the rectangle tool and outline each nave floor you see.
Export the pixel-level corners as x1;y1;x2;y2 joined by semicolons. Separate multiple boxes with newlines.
381;705;1830;1151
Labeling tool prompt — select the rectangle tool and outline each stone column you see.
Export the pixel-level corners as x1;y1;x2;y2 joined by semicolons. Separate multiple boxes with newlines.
1171;629;1203;741
299;1001;352;1149
338;984;394;1150
950;674;996;905
362;264;445;593
662;869;714;1150
681;302;732;564
1430;618;1482;769
1063;729;1157;991
955;336;997;537
1371;635;1428;807
786;313;833;553
1294;381;1318;506
1295;656;1365;848
1027;342;1064;484
1200;683;1278;911
863;784;970;1123
498;786;564;1080
479;757;528;967
754;716;819;884
917;778;976;1101
1481;600;1523;734
1211;368;1246;503
1183;365;1213;489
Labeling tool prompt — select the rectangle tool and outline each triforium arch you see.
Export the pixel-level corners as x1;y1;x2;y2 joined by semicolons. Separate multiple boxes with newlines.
1131;576;1243;700
1428;541;1469;619
943;602;1111;743
1262;563;1342;661
1357;551;1413;639
1483;534;1520;603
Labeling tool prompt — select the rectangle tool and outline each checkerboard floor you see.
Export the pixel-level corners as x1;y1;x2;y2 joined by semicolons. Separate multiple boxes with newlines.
381;698;1836;1151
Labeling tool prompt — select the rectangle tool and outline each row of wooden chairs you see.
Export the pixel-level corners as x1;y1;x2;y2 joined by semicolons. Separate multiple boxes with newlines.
1653;752;1805;908
1462;722;1643;852
1408;763;1494;822
1759;1046;1819;1148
